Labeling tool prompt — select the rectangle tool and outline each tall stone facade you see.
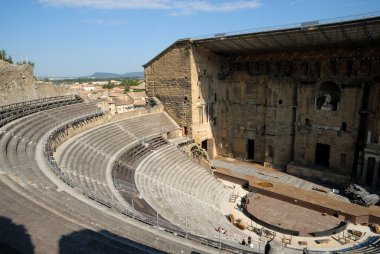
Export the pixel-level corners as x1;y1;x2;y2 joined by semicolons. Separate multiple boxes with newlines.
145;41;193;135
144;17;380;189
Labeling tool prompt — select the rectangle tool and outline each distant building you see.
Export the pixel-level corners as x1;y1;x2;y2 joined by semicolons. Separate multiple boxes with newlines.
126;91;146;107
82;85;95;91
107;97;134;115
129;82;146;91
105;86;123;97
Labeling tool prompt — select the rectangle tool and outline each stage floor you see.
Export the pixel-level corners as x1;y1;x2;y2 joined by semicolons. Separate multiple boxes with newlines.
247;193;343;236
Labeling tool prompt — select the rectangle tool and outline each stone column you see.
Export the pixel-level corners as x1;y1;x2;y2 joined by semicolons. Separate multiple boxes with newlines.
371;158;380;189
361;155;369;185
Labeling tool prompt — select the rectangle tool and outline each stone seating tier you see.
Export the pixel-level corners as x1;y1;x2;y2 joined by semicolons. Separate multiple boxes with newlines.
0;95;83;127
134;145;243;240
0;100;253;253
56;112;179;209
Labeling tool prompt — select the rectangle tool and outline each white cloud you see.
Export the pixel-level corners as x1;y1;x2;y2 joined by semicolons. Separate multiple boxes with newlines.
290;0;304;6
170;1;262;15
38;0;172;9
38;0;262;14
84;18;124;26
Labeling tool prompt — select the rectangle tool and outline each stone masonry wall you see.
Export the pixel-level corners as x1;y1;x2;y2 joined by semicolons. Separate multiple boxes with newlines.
189;46;224;156
0;60;70;106
145;42;192;135
145;40;380;180
192;47;379;176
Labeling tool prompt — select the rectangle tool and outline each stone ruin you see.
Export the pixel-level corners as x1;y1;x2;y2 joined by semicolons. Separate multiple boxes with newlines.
0;60;70;106
344;184;380;207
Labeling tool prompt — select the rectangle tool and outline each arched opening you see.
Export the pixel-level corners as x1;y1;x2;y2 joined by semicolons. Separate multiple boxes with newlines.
183;126;188;136
341;122;347;131
201;140;208;151
316;82;341;111
305;118;311;127
268;145;273;158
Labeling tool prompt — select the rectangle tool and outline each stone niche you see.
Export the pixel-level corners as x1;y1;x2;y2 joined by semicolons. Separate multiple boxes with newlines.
315;81;341;111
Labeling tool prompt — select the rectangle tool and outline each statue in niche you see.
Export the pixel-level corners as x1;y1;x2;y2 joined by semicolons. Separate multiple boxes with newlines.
316;82;340;111
321;93;332;111
316;92;333;111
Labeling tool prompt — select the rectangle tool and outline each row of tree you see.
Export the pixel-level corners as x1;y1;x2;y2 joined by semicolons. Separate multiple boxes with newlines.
102;79;140;92
0;50;35;67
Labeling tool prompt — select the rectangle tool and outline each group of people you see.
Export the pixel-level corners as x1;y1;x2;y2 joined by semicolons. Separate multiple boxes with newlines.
215;226;228;236
241;236;254;248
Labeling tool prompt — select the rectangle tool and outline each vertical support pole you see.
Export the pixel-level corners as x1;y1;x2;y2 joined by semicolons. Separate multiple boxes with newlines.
132;198;135;219
259;232;262;253
156;210;159;228
219;230;221;250
185;218;188;239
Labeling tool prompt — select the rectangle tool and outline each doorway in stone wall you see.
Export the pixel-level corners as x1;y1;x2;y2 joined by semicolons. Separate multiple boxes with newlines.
366;157;376;186
201;140;208;151
315;143;330;168
247;139;255;160
183;126;188;136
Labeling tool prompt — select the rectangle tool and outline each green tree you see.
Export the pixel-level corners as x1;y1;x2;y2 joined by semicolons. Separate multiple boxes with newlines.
121;79;140;92
16;60;35;68
1;50;35;68
0;50;13;64
102;81;117;89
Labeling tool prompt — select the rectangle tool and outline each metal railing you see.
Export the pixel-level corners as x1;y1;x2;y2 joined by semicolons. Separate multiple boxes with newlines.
189;10;380;41
0;95;83;127
114;179;139;195
0;94;81;111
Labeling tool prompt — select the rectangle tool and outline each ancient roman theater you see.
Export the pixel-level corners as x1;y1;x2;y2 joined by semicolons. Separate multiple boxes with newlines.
1;14;380;254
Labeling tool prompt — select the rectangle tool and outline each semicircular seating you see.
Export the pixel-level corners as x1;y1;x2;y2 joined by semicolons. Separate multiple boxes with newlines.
0;103;144;245
55;112;180;207
334;236;380;253
0;101;204;253
134;144;245;241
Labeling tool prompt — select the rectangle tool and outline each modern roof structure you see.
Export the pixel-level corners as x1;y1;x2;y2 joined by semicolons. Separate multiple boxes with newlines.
194;16;380;55
143;13;380;67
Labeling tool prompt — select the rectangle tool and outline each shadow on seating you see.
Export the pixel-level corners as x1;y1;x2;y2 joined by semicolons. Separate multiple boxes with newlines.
59;229;168;254
0;216;35;254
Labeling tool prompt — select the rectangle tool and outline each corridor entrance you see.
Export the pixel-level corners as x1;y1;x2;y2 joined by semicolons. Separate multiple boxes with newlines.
315;143;330;168
247;139;255;160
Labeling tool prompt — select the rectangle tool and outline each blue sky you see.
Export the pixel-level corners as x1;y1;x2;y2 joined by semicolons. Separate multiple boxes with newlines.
1;0;380;77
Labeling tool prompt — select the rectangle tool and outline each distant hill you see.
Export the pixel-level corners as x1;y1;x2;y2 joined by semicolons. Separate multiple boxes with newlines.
86;71;144;79
42;71;144;82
